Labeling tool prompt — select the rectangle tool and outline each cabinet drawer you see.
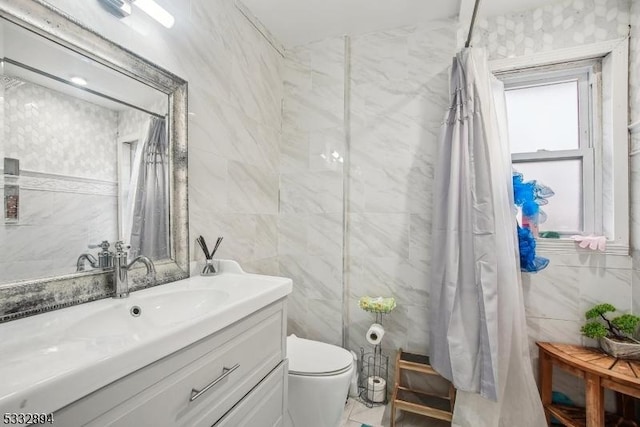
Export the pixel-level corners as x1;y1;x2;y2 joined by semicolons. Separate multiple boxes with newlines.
84;309;283;427
215;360;287;427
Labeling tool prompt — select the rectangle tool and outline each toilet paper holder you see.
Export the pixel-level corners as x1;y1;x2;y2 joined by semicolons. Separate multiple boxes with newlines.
358;311;389;407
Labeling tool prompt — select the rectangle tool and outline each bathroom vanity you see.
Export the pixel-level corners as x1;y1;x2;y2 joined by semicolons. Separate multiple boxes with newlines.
0;262;291;426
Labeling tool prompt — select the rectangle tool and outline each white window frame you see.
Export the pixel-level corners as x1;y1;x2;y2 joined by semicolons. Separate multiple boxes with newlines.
500;63;597;236
490;38;630;256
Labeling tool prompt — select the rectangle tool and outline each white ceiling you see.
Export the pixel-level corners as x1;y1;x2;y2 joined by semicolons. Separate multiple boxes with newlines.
240;0;556;48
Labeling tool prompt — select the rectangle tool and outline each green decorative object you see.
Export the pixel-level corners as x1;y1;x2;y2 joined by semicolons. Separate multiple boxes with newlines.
581;303;640;359
358;296;396;313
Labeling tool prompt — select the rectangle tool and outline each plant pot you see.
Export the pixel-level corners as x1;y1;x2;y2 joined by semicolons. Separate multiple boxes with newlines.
599;336;640;360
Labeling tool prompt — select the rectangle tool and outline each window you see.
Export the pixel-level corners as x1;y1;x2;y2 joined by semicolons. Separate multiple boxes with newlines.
500;62;598;237
491;38;629;254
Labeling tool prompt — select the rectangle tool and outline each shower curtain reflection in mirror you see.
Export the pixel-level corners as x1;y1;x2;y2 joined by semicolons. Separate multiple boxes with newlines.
121;116;170;260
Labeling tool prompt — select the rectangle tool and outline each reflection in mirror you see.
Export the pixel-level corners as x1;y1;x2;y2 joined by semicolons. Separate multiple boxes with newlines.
0;16;170;285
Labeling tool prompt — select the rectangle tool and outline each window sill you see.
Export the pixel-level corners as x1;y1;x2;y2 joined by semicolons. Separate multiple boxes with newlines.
535;238;629;257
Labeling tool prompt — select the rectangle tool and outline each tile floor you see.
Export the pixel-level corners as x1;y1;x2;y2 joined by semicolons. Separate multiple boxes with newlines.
340;398;451;427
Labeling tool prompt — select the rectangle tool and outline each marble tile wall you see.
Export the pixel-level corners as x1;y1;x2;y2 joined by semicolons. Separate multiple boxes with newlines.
346;21;455;358
279;37;345;346
280;21;456;352
41;0;283;275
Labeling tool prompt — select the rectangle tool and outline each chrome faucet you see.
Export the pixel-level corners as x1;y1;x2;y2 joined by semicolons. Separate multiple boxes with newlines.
113;241;156;298
76;253;99;272
89;240;114;269
76;241;114;272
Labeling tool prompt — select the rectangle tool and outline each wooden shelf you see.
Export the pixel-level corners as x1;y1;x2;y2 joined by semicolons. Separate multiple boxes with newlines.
391;349;455;427
545;404;623;427
398;352;440;376
394;389;453;421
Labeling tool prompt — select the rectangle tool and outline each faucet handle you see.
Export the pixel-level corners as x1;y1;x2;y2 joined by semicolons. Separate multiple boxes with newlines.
114;241;131;253
89;240;111;251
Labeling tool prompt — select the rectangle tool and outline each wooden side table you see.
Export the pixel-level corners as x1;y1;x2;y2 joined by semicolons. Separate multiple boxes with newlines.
537;342;640;426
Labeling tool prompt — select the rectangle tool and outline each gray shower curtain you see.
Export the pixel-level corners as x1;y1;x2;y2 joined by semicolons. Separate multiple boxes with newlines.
428;48;545;426
128;116;169;260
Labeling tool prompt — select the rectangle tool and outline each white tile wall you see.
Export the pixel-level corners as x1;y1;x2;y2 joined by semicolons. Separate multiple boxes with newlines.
347;20;454;356
280;20;455;359
45;0;284;275
279;36;345;346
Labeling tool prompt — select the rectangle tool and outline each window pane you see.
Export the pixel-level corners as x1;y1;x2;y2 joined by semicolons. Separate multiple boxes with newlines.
514;159;582;233
506;81;580;154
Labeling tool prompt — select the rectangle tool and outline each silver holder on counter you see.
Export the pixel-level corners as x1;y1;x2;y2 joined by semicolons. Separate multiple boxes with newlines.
201;259;217;276
197;236;223;276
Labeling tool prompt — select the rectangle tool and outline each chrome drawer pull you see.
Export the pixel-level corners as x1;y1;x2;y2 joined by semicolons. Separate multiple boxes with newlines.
190;363;240;402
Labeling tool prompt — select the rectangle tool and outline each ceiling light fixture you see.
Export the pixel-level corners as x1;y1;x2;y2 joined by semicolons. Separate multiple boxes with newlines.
70;76;87;86
98;0;132;18
133;0;175;28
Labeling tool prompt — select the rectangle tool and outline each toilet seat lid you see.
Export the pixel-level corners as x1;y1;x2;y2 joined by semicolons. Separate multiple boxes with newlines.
287;335;353;376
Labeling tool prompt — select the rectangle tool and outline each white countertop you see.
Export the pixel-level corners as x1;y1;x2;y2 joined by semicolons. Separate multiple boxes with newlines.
0;261;292;416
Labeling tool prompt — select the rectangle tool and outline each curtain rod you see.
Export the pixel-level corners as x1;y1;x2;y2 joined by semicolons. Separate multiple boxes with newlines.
465;0;482;48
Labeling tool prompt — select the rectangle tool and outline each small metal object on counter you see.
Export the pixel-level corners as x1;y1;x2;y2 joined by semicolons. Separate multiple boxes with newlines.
196;235;223;276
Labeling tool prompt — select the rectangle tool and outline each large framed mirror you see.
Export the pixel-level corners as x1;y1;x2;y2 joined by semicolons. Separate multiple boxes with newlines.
0;0;188;322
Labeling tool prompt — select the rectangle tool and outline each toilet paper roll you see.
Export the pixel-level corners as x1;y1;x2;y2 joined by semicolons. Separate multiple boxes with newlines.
366;323;385;345
366;376;386;403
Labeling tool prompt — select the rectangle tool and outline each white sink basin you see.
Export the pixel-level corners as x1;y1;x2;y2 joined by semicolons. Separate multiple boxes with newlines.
65;289;229;342
0;260;292;416
136;288;230;326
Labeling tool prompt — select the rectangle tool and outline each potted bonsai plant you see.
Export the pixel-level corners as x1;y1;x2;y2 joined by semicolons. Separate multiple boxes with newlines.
581;303;640;359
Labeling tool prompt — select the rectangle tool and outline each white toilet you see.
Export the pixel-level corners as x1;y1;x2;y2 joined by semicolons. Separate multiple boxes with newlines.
286;335;354;427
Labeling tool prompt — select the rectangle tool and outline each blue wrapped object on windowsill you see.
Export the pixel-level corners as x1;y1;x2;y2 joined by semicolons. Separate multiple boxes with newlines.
518;225;549;273
513;171;553;273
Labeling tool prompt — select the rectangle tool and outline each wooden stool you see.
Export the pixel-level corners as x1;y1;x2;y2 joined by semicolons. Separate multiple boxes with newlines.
391;349;456;426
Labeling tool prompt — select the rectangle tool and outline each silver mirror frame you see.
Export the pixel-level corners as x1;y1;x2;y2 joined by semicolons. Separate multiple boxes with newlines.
0;0;189;322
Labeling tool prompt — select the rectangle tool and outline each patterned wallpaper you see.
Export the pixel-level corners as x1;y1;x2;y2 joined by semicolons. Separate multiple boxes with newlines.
473;0;630;60
117;99;168;141
3;79;118;182
1;78;120;284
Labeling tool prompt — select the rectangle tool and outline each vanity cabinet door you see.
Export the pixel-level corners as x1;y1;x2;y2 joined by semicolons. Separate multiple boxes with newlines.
214;360;287;427
52;302;286;427
87;311;282;427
